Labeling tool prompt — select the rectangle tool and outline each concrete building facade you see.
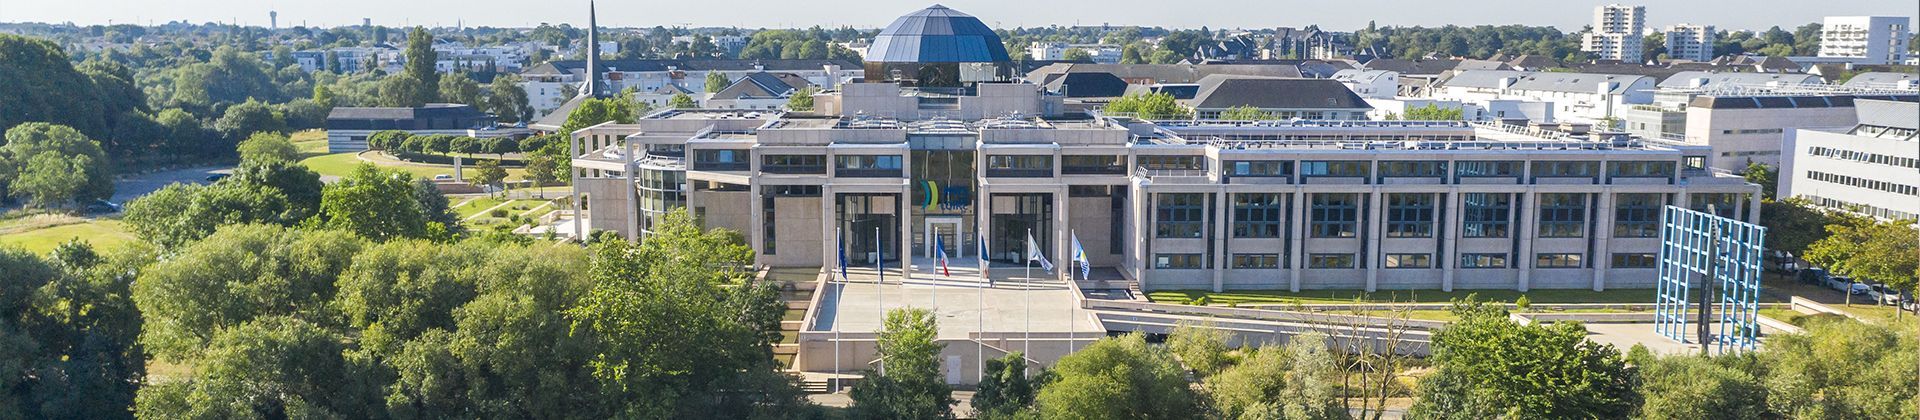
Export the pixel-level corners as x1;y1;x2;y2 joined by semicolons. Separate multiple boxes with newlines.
1781;99;1920;220
1818;16;1912;65
1583;4;1647;62
1663;24;1716;62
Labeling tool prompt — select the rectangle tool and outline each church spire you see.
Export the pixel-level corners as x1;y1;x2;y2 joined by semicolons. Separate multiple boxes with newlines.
584;0;600;98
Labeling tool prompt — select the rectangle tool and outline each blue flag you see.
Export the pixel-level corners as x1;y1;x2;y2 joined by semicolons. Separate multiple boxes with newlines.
837;228;848;281
1071;232;1090;280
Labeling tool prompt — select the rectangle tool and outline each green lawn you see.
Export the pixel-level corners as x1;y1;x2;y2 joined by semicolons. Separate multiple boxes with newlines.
301;152;459;179
1146;288;1667;306
0;219;137;255
453;197;508;218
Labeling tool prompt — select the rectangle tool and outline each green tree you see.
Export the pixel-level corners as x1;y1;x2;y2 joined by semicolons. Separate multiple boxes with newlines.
1743;162;1778;200
565;209;804;419
1403;104;1466;120
437;72;482;106
1804;216;1919;295
559;97;639;134
123;182;294;249
1758;317;1919;419
0;244;151;419
1;123;112;207
1635;354;1767;420
1759;197;1834;255
705;71;732;93
1168;321;1233;376
404;27;440;104
237;131;297;165
213;98;287;141
1104;92;1191;120
972;352;1035;419
1120;44;1147;64
786;86;818;111
367;129;411;151
1407;298;1641;419
131;224;365;359
524;154;560;196
1032;333;1198;419
320;164;432;240
1206;331;1344;420
668;92;698;109
378;73;429;107
0;35;110;140
1062;48;1094;62
133;316;384;418
850;307;954;420
486;74;533;123
1218;105;1279;121
471;159;508;197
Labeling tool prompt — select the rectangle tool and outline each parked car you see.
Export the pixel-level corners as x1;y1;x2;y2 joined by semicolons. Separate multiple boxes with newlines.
1826;275;1864;294
1799;267;1830;285
433;174;454;181
204;173;230;182
1866;284;1900;305
83;199;121;214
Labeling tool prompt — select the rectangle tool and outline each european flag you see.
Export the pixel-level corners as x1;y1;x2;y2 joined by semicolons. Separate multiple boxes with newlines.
1071;232;1090;280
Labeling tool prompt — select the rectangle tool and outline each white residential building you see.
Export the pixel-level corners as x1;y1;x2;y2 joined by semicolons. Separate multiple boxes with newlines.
1331;69;1399;99
519;59;862;118
1664;24;1716;62
1682;91;1911;170
1818;16;1912;65
1582;4;1646;62
1432;70;1656;123
1027;43;1124;64
1781;99;1920;220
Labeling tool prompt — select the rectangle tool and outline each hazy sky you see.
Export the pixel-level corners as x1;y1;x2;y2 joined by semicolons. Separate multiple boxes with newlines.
2;0;1914;33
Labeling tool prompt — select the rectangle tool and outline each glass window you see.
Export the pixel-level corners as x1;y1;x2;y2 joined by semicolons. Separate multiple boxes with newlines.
1460;253;1508;268
1310;193;1359;238
1301;161;1370;177
1611;253;1657;268
1532;161;1599;177
1456;161;1522;177
1386;193;1434;238
1138;155;1206;171
1538;193;1587;238
1062;155;1125;175
1232;193;1284;238
1154;253;1204;269
986;155;1053;177
1613;193;1662;238
1462;193;1511;238
1308;253;1355;269
1536;253;1584;268
1155;193;1207;238
1384;253;1432;268
1379;161;1445;177
1608;161;1676;178
693;149;750;170
834;155;903;177
1232;253;1280;269
761;154;826;174
1228;160;1292;177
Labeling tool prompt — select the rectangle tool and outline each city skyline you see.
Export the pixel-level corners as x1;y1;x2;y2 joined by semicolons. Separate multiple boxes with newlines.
3;0;1915;33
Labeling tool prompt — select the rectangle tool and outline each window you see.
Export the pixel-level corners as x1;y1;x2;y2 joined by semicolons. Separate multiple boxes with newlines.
1611;253;1657;268
761;154;826;174
1138;155;1206;171
1456;161;1521;177
1155;254;1204;269
1460;253;1508;268
1613;193;1662;238
693;149;750;171
1228;160;1292;177
1232;193;1285;238
1536;253;1583;268
1379;161;1445;177
1538;193;1587;238
1155;193;1207;238
1462;193;1511;238
1062;155;1126;175
1310;193;1359;238
1607;161;1675;178
1308;253;1355;269
1690;193;1741;218
1384;253;1432;268
1532;161;1599;177
1386;193;1435;238
986;155;1053;177
1301;161;1369;177
1232;253;1280;269
834;155;903;177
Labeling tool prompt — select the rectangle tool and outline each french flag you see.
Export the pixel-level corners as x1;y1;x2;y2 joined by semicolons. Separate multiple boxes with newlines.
934;234;951;277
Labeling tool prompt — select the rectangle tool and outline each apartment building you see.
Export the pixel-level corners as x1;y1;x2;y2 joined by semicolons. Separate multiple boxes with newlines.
1664;24;1716;62
1583;4;1647;62
1818;16;1912;65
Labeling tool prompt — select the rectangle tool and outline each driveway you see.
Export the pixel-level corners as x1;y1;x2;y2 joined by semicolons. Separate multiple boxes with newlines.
111;166;233;203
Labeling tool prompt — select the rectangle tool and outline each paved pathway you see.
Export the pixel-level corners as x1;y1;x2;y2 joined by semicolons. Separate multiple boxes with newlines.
111;166;232;203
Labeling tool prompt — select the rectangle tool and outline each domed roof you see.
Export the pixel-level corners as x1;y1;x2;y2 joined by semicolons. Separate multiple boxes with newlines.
866;5;1010;63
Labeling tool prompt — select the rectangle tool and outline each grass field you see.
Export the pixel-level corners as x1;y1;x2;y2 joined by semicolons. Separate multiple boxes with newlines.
296;131;527;180
1146;288;1668;306
0;218;137;255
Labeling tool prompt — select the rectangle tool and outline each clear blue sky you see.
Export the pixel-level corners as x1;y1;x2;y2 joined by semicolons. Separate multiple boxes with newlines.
2;0;1913;33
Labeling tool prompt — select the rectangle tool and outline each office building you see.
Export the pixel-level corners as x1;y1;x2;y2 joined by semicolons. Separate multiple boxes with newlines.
564;6;1763;293
1680;84;1917;170
323;104;522;153
1583;4;1647;62
1663;24;1716;62
1818;16;1912;65
1782;99;1920;220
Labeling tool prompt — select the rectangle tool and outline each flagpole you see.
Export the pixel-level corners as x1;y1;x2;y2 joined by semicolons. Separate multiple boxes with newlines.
1024;228;1032;368
1069;229;1076;354
977;232;986;385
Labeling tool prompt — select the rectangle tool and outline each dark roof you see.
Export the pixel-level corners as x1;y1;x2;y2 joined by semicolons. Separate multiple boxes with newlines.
865;5;1010;63
1024;63;1303;85
1187;75;1372;110
713;72;813;99
1362;58;1501;75
1505;55;1560;69
529;95;589;132
523;59;858;77
1123;84;1201;100
1044;72;1129;98
1685;94;1920;109
326;104;488;121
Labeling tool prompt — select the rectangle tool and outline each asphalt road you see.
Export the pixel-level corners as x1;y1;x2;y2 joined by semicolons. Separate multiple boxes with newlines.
110;166;233;204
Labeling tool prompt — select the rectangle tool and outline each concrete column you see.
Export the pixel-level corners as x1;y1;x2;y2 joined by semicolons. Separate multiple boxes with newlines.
624;139;640;242
1745;191;1762;224
1141;188;1157;288
978;183;992;280
1365;189;1383;292
1592;190;1614;291
1442;188;1461;292
1054;187;1070;282
569;132;583;242
1517;191;1538;292
1213;189;1228;291
900;183;913;281
820;185;837;269
1289;189;1306;292
748;183;764;265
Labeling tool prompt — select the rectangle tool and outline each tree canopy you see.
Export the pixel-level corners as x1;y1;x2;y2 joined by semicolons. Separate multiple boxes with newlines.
1105;92;1190;120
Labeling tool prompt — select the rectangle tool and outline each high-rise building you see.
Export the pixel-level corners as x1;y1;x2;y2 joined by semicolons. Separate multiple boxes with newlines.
1663;24;1715;62
269;11;277;29
1818;16;1912;65
1582;4;1646;62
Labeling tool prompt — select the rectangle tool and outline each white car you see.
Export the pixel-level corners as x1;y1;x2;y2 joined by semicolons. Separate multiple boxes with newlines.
1868;284;1905;305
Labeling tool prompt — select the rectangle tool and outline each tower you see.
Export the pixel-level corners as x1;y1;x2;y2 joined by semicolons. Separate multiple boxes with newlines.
584;0;601;98
270;11;278;29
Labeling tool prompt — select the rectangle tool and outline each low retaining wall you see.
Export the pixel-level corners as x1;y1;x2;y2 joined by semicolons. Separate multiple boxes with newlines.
1086;299;1450;331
